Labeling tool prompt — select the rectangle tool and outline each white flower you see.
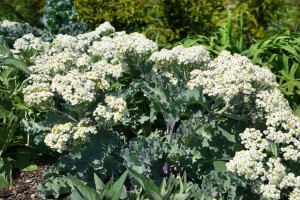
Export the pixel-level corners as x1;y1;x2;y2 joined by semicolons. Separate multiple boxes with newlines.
73;119;97;140
281;145;300;161
89;31;157;64
226;149;266;180
23;84;54;106
259;184;281;200
289;188;300;200
76;53;92;68
51;70;96;105
265;158;286;185
93;96;128;123
0;20;19;27
164;72;178;85
150;45;210;72
13;34;46;52
29;50;78;74
44;123;73;153
279;173;297;189
77;21;115;41
188;51;276;102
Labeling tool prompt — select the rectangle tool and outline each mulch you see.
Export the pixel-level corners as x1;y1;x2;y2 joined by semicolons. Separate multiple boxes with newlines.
0;155;65;200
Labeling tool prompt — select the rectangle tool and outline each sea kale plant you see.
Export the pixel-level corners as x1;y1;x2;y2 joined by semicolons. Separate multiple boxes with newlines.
0;20;41;47
41;0;87;41
14;22;300;199
187;51;300;199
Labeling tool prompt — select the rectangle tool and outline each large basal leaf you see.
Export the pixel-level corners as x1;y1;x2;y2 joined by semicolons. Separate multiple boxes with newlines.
0;57;31;75
0;66;15;82
12;147;39;172
69;189;85;200
0;42;11;59
128;168;162;200
0;157;12;188
94;173;104;191
105;170;128;200
213;161;227;172
68;174;99;200
0;105;11;119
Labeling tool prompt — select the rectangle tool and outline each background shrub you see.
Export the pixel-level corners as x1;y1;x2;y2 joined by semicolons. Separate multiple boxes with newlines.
41;0;87;40
73;0;291;47
0;0;45;27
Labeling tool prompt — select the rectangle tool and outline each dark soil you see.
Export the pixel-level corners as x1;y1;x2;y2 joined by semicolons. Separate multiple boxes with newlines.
0;155;63;200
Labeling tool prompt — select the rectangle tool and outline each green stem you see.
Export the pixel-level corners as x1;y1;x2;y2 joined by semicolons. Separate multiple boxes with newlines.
215;100;230;115
52;108;78;123
0;116;20;156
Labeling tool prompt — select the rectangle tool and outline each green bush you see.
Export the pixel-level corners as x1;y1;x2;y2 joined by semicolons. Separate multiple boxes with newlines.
0;0;46;27
73;0;169;46
73;0;289;47
280;0;300;32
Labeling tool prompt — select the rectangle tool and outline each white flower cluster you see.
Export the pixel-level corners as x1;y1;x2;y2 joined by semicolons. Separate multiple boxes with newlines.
77;21;115;41
289;188;300;200
187;51;277;102
44;123;73;153
44;120;97;153
259;184;281;199
91;60;127;79
239;128;269;151
89;31;158;64
50;34;82;53
73;119;97;140
119;32;158;58
76;53;92;67
93;96;128;123
0;20;20;27
17;23;120;105
189;51;300;199
29;50;78;74
226;149;266;180
13;34;49;52
23;82;54;106
164;72;178;85
51;70;96;105
255;87;300;163
22;74;54;106
150;45;211;71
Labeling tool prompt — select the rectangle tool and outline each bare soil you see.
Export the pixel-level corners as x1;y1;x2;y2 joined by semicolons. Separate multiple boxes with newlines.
0;155;66;200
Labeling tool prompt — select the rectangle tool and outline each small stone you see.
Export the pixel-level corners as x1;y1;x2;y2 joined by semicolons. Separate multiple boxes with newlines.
12;190;17;194
8;185;14;191
31;193;37;199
